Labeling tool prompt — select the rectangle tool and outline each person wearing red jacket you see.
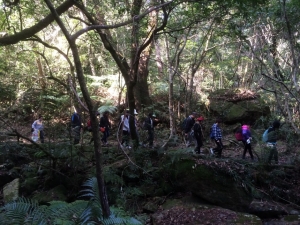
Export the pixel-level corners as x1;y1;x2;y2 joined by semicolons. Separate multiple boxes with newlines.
99;111;111;146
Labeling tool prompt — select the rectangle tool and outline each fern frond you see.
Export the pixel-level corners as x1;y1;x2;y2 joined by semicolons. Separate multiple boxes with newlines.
98;103;117;114
101;207;143;225
0;197;39;225
78;177;100;201
38;200;96;224
0;180;142;225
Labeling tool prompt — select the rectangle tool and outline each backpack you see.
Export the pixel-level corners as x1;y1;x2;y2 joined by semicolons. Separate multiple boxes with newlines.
142;117;150;130
32;129;40;142
262;128;269;143
180;118;188;130
142;121;148;130
86;119;92;132
190;123;196;137
234;128;243;141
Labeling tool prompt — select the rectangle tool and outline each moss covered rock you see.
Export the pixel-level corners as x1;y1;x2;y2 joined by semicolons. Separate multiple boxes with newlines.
32;185;67;203
208;89;270;123
166;158;253;211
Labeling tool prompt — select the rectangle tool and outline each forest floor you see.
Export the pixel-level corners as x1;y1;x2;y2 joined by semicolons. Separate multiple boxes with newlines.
1;125;300;225
145;134;300;225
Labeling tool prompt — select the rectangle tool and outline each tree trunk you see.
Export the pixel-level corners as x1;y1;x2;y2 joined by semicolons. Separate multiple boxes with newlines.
74;0;169;145
44;0;110;217
134;48;152;109
128;81;139;146
36;56;46;90
134;7;158;109
154;39;164;78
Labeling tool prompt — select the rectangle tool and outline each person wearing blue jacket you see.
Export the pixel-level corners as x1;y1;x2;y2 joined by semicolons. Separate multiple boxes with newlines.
210;118;223;157
241;123;254;160
71;111;82;144
266;120;280;164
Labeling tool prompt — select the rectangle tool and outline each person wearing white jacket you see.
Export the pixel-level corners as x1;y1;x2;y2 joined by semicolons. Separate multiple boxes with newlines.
121;110;131;148
32;115;44;143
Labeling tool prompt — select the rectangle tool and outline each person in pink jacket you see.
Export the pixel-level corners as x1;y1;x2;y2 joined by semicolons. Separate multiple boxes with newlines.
241;123;254;160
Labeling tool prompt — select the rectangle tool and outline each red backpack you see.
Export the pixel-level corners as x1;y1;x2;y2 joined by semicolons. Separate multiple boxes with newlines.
87;119;91;127
235;129;243;141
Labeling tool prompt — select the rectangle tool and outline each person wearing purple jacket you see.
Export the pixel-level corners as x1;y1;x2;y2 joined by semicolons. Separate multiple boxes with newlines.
241;123;254;160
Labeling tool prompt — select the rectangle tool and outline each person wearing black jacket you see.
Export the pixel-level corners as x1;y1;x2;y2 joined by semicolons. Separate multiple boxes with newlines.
99;111;111;145
184;112;197;147
142;112;156;148
193;116;204;154
71;111;81;144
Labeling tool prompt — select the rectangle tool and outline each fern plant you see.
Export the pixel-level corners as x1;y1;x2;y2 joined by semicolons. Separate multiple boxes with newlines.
79;177;143;224
98;102;117;114
0;178;143;225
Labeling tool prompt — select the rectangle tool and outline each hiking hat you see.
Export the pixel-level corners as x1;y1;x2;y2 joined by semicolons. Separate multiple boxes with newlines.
148;112;156;117
196;116;204;121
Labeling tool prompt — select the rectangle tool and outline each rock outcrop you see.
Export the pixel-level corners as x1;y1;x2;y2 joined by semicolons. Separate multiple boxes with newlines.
208;89;270;124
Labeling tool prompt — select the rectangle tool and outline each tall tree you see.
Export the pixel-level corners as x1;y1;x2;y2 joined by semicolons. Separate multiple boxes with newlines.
43;0;111;217
74;0;170;145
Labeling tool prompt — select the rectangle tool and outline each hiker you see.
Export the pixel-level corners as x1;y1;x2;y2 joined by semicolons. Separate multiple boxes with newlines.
184;112;197;147
71;111;82;144
193;116;204;154
120;110;131;149
266;120;280;164
210;118;223;157
31;115;44;143
99;111;111;146
241;123;254;160
142;112;156;148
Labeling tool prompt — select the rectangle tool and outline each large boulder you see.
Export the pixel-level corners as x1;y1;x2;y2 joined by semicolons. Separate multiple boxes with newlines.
165;157;253;212
208;89;270;124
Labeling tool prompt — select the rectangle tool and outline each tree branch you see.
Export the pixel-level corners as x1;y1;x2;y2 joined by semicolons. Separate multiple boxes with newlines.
0;0;75;46
70;1;173;41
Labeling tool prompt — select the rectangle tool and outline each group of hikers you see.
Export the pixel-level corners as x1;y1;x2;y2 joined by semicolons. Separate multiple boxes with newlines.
30;110;280;164
119;110;156;148
70;109;156;149
183;112;281;164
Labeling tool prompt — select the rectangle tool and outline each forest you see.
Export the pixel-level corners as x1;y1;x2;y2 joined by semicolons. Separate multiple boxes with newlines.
0;0;300;224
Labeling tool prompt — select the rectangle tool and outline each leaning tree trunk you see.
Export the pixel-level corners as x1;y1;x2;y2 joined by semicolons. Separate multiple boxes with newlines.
44;0;110;218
